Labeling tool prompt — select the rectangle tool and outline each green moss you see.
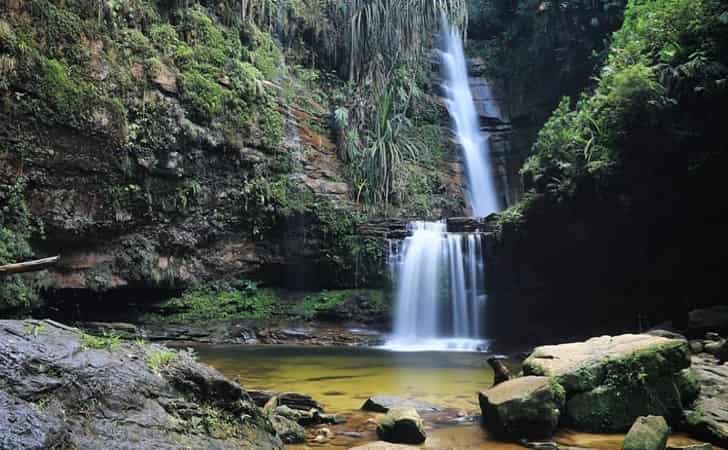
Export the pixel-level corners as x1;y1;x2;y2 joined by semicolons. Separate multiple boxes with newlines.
258;106;284;147
0;180;44;314
161;281;277;322
39;57;86;115
244;23;283;80
180;70;228;120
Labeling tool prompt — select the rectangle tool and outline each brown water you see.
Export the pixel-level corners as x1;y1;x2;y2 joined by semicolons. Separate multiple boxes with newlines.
194;345;718;450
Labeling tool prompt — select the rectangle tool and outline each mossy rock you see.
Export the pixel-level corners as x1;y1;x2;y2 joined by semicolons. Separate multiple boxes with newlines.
523;334;691;393
566;376;684;432
622;416;669;450
478;376;565;440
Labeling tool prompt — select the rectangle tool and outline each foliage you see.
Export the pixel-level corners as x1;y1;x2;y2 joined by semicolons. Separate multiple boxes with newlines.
291;290;351;319
346;0;467;83
161;280;277;321
521;0;726;201
147;347;177;372
0;179;45;314
80;331;122;350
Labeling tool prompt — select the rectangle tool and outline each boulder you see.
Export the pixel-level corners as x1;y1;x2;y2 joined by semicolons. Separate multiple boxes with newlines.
523;334;692;432
376;407;427;444
683;355;728;447
666;445;712;450
478;376;565;440
0;391;69;449
269;414;305;444
523;334;690;392
689;307;728;334
349;442;418;450
362;395;442;413
0;319;282;450
622;416;669;450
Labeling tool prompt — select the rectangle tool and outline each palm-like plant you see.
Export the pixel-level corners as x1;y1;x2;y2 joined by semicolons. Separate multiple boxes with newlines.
346;0;467;82
360;88;422;207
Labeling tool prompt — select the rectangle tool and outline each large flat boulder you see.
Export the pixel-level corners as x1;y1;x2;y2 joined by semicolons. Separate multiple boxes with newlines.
478;376;565;440
523;334;690;392
622;416;669;450
522;334;692;432
0;319;282;450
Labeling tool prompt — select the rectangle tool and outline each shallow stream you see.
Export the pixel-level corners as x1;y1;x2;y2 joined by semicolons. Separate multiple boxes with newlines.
195;345;717;449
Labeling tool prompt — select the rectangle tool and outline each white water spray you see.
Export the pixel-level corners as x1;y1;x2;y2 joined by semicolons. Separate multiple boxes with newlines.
384;222;488;352
439;18;500;217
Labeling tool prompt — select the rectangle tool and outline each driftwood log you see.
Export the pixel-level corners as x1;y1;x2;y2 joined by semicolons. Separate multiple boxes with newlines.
487;356;512;386
0;255;60;276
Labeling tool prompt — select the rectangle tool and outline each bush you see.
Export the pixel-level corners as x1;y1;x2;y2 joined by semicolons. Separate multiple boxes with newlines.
161;281;277;321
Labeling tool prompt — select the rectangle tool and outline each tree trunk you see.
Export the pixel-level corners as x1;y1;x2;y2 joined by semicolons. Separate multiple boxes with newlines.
0;256;60;276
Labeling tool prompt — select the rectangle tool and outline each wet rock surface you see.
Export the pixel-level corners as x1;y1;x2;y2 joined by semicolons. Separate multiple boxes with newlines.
684;354;728;447
523;334;693;432
376;407;427;444
479;376;565;440
622;416;670;450
362;395;445;413
0;319;282;450
86;320;385;346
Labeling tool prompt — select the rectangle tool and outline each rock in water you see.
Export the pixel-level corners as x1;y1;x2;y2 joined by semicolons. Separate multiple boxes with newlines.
0;320;282;450
350;442;419;449
523;334;692;432
362;395;442;413
666;445;713;450
269;415;305;444
376;407;427;444
488;356;512;386
622;416;669;450
478;376;565;440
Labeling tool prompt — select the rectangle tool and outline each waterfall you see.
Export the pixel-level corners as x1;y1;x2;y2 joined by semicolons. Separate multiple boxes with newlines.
439;17;500;217
385;222;489;352
383;20;499;352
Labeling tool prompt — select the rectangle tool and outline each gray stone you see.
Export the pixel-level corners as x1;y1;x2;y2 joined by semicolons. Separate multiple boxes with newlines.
684;355;728;447
0;320;282;450
522;334;691;432
689;307;728;333
478;376;565;439
689;340;705;354
270;414;305;444
362;395;443;413
622;416;669;450
666;444;712;450
376;407;427;444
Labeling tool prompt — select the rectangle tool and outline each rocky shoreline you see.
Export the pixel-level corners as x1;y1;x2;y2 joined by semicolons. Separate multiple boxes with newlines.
78;319;386;347
2;318;727;450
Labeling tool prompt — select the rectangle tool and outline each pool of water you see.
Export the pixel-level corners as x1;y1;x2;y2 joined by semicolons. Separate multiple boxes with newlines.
195;344;501;412
194;344;720;450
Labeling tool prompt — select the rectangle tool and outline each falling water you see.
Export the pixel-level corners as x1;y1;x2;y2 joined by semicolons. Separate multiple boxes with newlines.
384;20;501;352
384;222;489;352
439;17;500;217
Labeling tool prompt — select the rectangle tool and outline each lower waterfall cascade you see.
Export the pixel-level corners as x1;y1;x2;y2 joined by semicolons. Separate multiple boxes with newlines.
383;221;490;352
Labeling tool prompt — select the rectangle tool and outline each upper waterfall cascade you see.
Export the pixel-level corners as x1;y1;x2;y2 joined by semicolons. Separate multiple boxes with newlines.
439;18;500;217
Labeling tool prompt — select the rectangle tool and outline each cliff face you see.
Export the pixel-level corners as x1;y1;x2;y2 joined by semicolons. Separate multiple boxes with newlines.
467;0;628;207
482;0;728;342
0;0;465;313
